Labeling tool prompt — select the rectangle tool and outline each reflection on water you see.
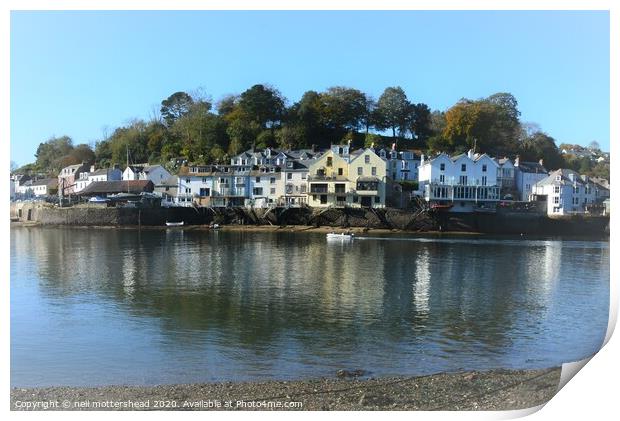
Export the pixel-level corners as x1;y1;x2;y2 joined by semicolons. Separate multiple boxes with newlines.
10;227;609;387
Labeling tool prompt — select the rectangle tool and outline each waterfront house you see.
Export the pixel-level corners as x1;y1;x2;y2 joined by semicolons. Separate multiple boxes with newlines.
514;157;548;201
532;169;601;215
417;151;501;212
177;164;251;207
376;146;421;182
249;165;283;207
153;175;180;206
306;145;388;208
58;162;91;196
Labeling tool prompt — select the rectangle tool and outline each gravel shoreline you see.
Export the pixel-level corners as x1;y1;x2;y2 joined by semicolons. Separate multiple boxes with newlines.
11;368;561;411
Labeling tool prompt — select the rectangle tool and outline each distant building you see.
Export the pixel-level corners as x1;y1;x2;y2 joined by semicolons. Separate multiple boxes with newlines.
122;164;171;184
58;163;90;196
30;178;58;197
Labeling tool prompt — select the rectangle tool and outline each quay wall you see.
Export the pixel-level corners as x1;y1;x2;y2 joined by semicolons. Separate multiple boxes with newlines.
10;202;609;236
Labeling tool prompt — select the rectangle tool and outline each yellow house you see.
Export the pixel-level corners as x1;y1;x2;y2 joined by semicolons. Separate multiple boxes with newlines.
306;145;388;208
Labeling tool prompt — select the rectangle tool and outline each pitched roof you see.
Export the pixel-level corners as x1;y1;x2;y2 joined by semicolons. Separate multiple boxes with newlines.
516;161;547;173
535;169;588;186
31;178;58;187
79;180;154;195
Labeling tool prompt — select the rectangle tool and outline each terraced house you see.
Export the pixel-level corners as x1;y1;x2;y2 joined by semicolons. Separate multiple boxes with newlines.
307;145;388;208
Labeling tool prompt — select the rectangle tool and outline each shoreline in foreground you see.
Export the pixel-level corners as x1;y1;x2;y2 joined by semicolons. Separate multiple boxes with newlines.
11;368;561;411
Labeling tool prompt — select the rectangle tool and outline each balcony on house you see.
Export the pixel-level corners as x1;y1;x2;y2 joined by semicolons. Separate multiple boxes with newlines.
356;178;379;196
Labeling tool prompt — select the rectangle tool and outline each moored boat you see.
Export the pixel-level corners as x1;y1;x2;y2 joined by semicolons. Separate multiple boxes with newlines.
165;221;184;227
326;232;354;241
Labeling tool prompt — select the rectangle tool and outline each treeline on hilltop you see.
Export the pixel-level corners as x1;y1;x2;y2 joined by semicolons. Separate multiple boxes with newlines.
13;84;609;180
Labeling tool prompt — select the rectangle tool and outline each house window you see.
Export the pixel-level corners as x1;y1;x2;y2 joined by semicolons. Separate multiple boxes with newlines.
270;177;275;184
199;188;210;197
440;163;445;171
327;157;333;167
253;187;263;195
202;177;207;183
185;178;190;184
482;165;487;172
371;167;377;176
439;175;445;183
287;173;292;180
270;188;276;194
481;176;487;186
459;175;468;185
185;188;191;194
256;177;261;183
554;196;559;204
554;186;560;193
358;167;363;176
374;196;380;203
365;155;370;164
301;173;306;179
461;164;467;172
338;168;343;176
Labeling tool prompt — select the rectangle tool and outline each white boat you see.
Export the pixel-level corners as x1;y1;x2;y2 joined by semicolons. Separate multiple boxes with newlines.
165;221;184;227
326;232;354;241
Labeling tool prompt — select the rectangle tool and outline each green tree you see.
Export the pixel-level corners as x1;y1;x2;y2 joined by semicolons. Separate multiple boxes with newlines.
238;84;285;129
409;103;433;141
320;87;368;134
160;91;195;127
519;131;564;170
374;86;411;138
34;136;74;172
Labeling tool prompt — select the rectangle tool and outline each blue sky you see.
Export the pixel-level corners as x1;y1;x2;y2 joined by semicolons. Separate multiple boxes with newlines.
10;10;610;166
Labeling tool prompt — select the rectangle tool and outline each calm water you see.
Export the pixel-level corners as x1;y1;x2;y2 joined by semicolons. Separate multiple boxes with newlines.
10;227;609;387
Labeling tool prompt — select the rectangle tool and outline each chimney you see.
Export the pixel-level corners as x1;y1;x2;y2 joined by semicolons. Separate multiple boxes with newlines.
421;154;425;165
515;155;520;167
90;165;95;173
539;159;544;166
391;143;396;151
311;144;317;153
467;149;473;159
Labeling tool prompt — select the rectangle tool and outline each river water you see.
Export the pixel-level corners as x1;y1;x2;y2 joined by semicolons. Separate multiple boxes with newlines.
10;227;609;387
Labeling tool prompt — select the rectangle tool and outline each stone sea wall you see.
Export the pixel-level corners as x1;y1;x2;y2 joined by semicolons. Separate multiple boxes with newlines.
10;202;609;236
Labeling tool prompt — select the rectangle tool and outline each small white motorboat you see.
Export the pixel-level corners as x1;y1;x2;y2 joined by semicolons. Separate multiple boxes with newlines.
326;232;354;241
165;221;184;227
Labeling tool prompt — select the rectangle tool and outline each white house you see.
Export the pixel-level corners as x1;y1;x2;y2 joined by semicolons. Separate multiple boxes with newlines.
417;151;501;212
532;169;600;215
514;158;548;201
123;164;171;184
249;166;283;207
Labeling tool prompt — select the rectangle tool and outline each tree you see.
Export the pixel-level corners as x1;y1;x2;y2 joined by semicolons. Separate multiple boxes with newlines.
409;103;432;141
216;94;238;116
589;141;601;151
238;84;285;129
69;144;96;164
160;92;195;126
320;87;368;135
34;136;75;172
275;126;305;150
442;94;521;156
374;86;411;138
519;131;564;170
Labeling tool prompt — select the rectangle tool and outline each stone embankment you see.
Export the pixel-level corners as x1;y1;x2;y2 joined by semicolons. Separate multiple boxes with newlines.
10;202;609;236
